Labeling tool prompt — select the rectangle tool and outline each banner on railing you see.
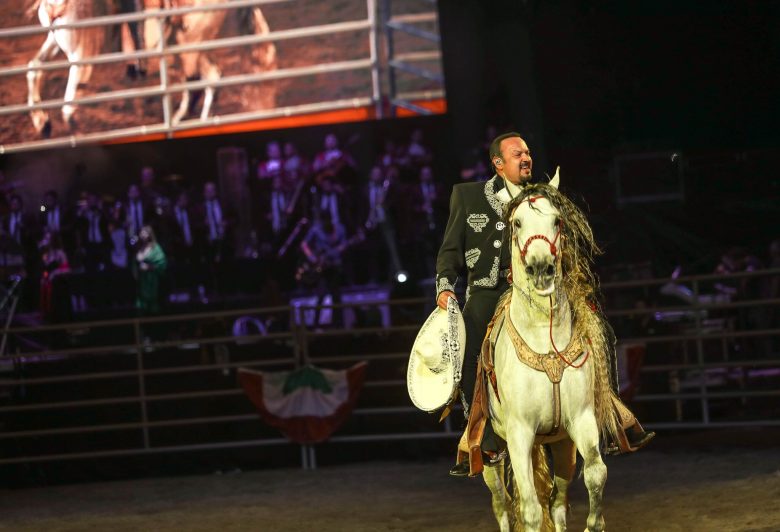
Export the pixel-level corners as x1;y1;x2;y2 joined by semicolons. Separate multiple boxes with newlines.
238;361;368;444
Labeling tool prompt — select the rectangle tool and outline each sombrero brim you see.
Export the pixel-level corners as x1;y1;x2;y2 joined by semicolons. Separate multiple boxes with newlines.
407;303;466;412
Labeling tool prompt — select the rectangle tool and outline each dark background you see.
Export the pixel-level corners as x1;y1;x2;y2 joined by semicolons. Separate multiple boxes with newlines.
439;0;780;275
1;0;778;278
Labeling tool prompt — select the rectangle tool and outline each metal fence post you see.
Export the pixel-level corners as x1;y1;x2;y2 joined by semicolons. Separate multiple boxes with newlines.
692;277;710;424
157;15;173;136
367;0;383;118
381;0;396;116
133;319;151;449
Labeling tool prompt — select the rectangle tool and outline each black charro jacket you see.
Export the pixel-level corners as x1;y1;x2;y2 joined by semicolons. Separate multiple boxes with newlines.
435;175;513;300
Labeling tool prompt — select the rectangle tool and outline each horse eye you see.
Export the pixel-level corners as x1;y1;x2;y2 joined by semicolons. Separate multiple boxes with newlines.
513;219;521;229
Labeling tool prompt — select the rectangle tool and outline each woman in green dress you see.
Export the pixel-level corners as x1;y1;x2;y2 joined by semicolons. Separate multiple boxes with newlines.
135;225;167;314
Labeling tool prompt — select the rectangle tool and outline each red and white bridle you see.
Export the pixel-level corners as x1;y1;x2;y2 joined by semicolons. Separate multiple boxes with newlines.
513;195;562;266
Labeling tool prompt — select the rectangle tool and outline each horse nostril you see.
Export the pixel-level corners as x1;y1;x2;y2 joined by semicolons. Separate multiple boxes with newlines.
525;265;534;276
545;264;555;276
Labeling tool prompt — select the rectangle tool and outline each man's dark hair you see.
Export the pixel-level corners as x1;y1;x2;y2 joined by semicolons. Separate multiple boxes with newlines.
488;131;523;167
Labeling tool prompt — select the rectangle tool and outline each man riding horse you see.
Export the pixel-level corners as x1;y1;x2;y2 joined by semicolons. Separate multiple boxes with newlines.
434;132;654;476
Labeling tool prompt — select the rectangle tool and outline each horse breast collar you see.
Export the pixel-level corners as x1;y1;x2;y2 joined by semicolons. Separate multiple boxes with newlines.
505;310;586;384
481;294;588;438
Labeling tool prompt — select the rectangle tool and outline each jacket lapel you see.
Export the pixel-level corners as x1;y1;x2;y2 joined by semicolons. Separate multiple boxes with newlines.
484;175;504;217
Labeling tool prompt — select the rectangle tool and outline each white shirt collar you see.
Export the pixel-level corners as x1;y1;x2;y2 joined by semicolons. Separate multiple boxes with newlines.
495;175;523;204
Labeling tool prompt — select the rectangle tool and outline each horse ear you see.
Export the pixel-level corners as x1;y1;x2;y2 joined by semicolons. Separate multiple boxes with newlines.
549;166;560;189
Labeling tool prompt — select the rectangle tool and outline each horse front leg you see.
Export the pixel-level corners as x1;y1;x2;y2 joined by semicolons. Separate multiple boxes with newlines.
569;413;607;532
507;424;543;531
27;31;59;137
198;54;220;121
62;62;92;130
549;439;577;532
483;459;512;532
172;51;198;125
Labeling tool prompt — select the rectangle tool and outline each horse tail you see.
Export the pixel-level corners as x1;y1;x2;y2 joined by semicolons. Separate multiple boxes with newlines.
509;444;555;531
235;5;277;110
531;443;556;532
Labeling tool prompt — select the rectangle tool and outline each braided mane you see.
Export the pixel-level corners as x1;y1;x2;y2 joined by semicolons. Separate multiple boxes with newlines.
504;183;620;441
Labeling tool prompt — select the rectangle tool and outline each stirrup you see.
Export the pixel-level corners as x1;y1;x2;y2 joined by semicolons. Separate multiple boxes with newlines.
605;425;655;455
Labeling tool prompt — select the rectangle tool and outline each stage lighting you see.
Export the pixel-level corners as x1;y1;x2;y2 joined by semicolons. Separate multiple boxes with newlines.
395;270;408;284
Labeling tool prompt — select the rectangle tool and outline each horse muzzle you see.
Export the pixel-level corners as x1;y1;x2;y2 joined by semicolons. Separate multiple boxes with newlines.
524;257;556;294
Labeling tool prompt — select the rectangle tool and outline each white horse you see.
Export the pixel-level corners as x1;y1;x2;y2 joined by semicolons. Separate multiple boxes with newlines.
481;172;623;532
26;0;276;136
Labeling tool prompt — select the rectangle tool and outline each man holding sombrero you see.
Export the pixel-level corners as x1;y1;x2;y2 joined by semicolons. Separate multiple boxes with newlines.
433;132;531;475
411;132;652;477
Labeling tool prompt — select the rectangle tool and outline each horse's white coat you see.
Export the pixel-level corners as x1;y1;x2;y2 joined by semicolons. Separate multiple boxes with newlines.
484;178;608;532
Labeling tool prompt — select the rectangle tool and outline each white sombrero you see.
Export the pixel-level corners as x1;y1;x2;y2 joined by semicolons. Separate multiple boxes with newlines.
407;297;466;412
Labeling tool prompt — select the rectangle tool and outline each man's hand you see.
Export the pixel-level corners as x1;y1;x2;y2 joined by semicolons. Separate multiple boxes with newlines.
437;290;456;309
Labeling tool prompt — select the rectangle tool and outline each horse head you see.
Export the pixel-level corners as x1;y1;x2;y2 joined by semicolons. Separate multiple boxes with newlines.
506;168;602;303
509;192;561;295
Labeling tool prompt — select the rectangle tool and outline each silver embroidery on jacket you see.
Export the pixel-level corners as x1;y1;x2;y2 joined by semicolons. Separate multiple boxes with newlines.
484;177;503;217
466;213;489;232
465;248;481;268
436;276;455;295
472;256;500;287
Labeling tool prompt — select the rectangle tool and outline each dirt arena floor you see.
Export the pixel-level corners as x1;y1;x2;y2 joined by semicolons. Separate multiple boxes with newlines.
1;430;779;532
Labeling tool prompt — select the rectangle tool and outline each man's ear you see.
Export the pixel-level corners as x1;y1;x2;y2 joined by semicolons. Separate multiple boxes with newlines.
493;158;502;167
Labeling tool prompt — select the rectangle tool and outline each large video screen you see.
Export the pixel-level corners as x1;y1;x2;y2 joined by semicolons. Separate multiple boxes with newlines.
0;0;445;151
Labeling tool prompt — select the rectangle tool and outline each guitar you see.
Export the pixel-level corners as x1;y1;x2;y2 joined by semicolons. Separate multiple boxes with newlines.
295;230;365;285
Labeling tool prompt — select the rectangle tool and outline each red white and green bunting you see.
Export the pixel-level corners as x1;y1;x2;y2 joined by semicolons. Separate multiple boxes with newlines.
238;362;367;444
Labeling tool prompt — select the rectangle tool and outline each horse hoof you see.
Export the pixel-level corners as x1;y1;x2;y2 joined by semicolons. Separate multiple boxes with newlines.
65;116;78;132
40;120;52;139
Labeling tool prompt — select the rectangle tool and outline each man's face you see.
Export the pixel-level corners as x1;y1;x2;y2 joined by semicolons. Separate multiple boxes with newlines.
204;183;216;200
496;137;532;185
267;142;281;159
128;185;140;200
141;167;154;187
325;134;338;150
369;167;383;183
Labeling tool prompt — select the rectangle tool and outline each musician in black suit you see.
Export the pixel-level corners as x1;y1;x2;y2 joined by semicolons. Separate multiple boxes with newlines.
2;194;34;254
125;183;152;242
166;190;203;299
76;192;110;273
407;165;445;280
436;132;533;475
360;165;402;284
1;195;36;302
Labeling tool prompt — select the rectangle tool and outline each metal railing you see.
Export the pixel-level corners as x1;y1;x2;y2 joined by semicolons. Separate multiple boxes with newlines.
0;0;392;153
381;0;445;116
0;269;778;469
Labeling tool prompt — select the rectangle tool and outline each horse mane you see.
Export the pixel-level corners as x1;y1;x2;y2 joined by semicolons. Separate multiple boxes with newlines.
505;183;621;441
